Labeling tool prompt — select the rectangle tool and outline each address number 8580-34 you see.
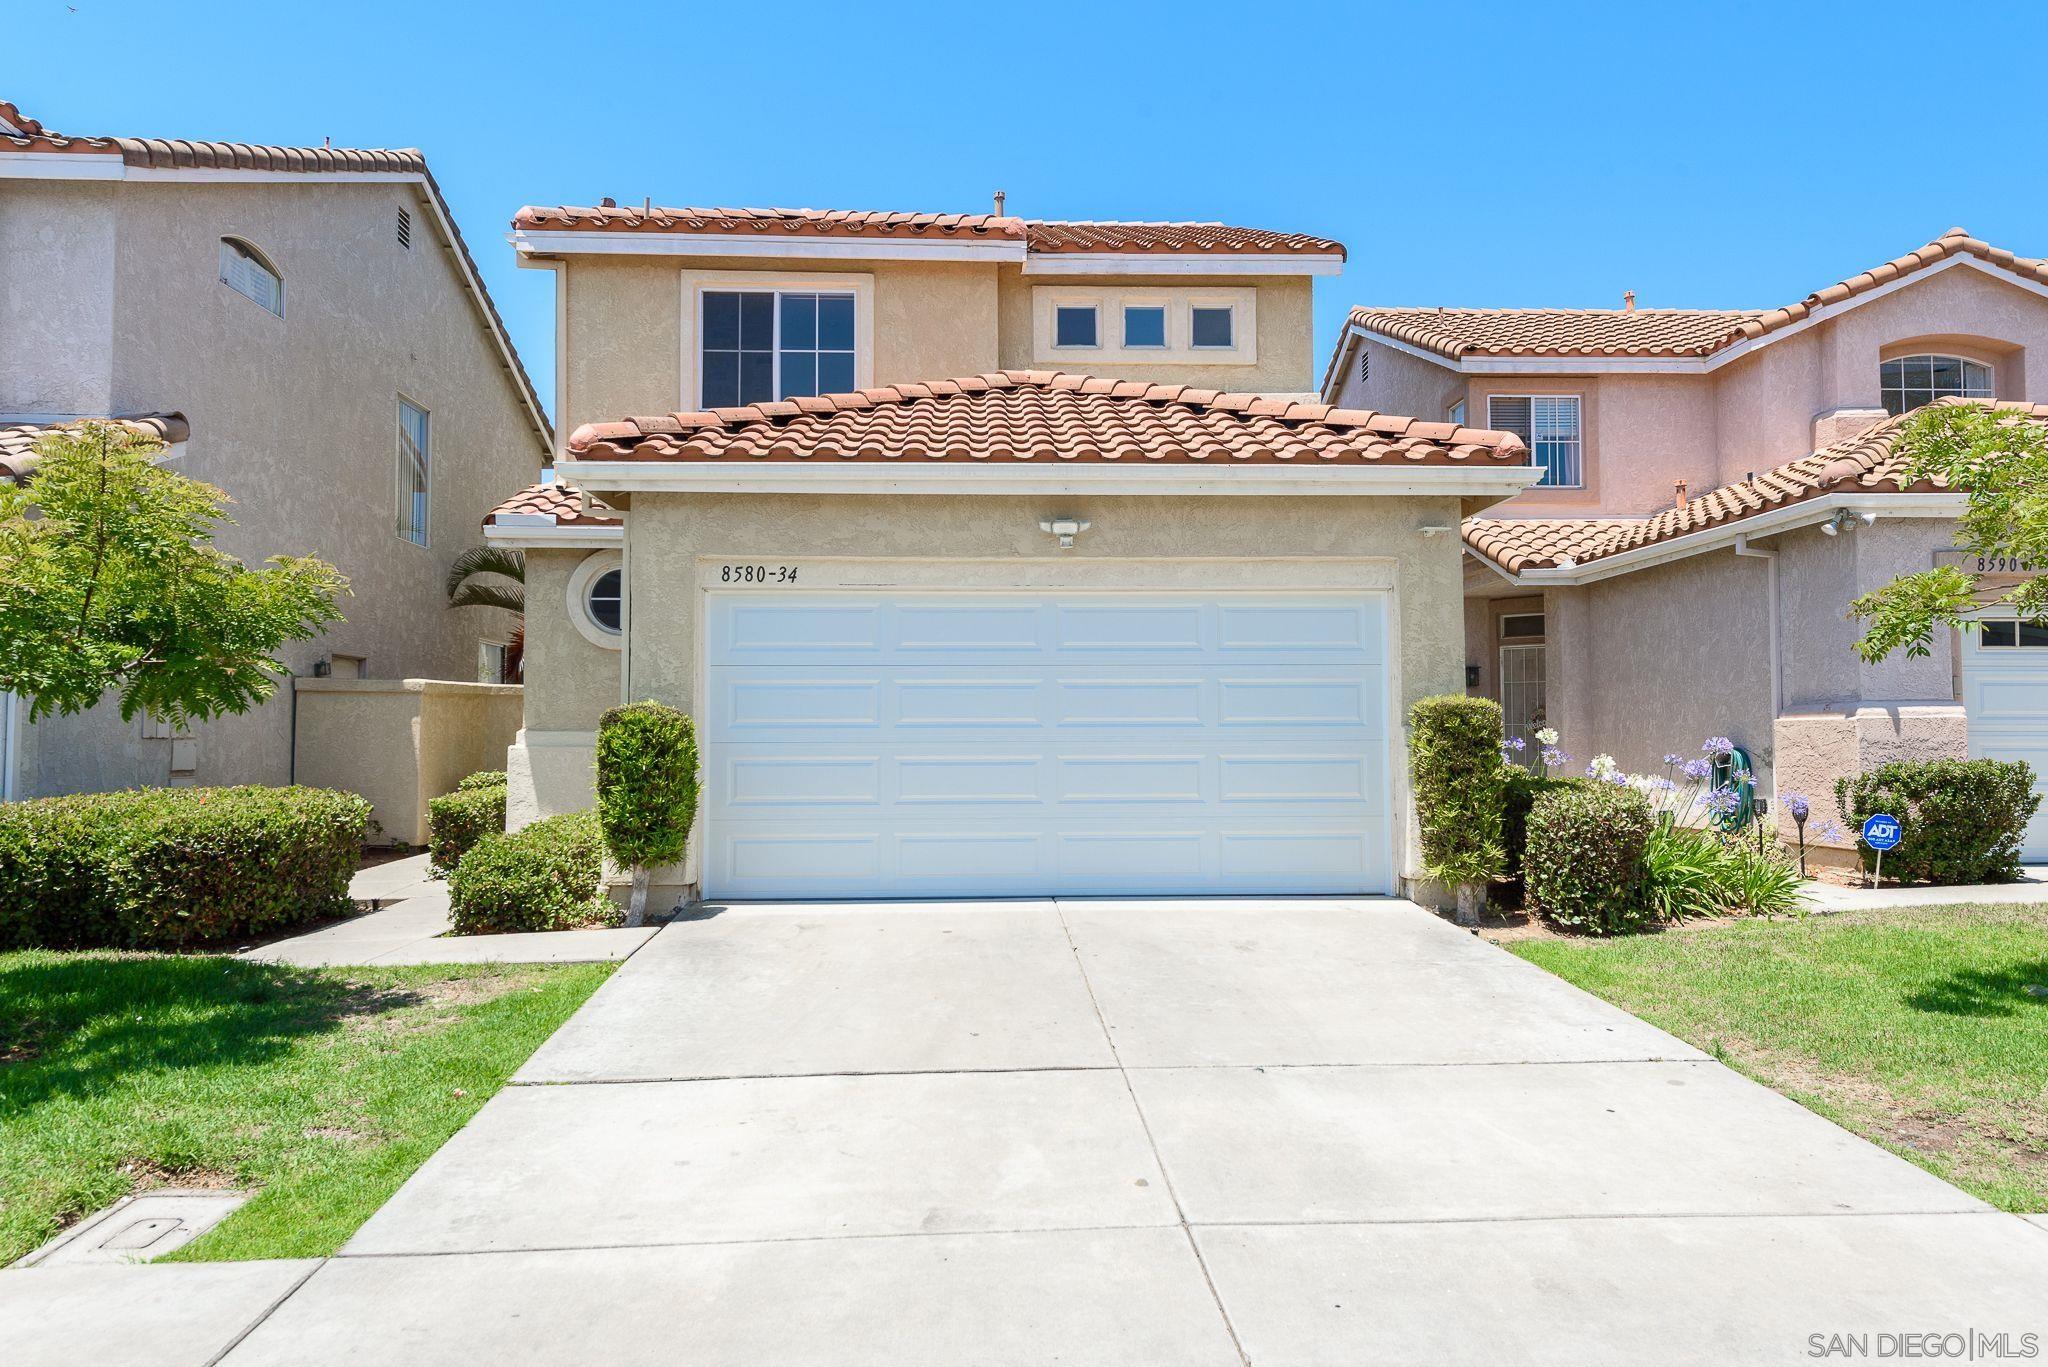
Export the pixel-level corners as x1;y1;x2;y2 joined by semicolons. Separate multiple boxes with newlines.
720;564;799;585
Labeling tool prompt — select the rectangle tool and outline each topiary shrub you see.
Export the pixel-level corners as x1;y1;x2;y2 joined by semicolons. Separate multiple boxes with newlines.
0;786;371;950
1407;696;1508;903
456;770;507;794
1526;782;1654;934
427;775;507;875
596;702;700;926
1835;759;2040;885
447;811;612;935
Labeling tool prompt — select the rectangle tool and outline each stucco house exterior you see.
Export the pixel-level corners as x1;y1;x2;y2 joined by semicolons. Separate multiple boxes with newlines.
0;99;551;800
1323;228;2048;864
485;205;1541;899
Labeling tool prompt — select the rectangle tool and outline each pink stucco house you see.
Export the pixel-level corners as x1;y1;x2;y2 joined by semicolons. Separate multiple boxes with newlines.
1323;228;2048;865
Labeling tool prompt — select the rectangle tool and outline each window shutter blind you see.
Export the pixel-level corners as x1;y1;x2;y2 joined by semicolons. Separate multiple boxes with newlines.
1487;395;1533;444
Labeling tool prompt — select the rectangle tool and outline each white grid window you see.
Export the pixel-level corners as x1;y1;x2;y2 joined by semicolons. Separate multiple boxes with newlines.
396;398;430;546
1488;395;1582;488
701;290;856;407
219;239;282;317
1880;355;1992;416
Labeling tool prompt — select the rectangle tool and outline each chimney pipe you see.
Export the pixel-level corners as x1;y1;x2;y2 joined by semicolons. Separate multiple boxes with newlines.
1674;478;1688;509
1623;290;1637;312
993;189;1007;216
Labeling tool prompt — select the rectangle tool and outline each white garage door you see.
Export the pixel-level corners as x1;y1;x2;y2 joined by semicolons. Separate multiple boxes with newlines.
701;591;1392;899
1961;620;2048;862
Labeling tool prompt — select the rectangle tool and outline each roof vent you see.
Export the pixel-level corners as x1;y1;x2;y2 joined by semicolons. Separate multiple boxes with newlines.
993;189;1007;216
1674;478;1689;509
600;196;617;208
396;206;412;249
1623;290;1637;312
1358;349;1370;384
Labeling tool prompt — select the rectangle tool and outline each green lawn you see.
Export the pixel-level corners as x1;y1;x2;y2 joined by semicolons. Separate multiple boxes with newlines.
0;951;612;1264
1510;904;2048;1211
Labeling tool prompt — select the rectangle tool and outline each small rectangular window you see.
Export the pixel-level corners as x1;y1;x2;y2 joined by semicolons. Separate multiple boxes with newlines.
1122;305;1167;348
1500;613;1545;640
1488;395;1582;488
1981;620;2048;648
1054;304;1099;348
396;398;430;546
701;289;855;407
1190;306;1234;349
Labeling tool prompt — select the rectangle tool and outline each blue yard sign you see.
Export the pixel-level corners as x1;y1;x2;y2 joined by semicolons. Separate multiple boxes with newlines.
1861;812;1903;888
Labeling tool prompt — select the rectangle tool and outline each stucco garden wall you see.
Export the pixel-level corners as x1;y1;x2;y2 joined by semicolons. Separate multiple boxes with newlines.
294;678;523;845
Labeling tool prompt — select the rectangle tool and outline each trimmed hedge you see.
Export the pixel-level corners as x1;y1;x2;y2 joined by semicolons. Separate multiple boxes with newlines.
1407;695;1507;886
448;811;613;936
427;774;507;875
456;770;507;794
1525;783;1655;934
1502;771;1578;890
596;702;700;925
1835;759;2040;885
0;786;371;950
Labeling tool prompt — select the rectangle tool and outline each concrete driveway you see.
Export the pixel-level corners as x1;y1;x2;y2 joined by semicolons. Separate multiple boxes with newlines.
15;898;2048;1365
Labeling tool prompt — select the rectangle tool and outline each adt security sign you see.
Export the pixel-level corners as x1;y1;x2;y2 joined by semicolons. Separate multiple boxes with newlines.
1861;812;1903;888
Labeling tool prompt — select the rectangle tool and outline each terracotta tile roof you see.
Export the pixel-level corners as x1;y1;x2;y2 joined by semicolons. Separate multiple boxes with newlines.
0;413;189;483
1;101;547;451
1464;398;2045;574
566;371;1526;468
1348;229;2048;362
511;205;1344;259
483;480;620;527
1349;307;1757;360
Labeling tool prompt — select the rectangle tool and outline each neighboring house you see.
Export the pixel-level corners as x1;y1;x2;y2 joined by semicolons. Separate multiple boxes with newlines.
485;204;1541;899
0;99;551;800
1324;228;2048;863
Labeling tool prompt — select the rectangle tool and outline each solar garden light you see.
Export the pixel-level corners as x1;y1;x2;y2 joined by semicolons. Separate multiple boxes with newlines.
1786;794;1810;877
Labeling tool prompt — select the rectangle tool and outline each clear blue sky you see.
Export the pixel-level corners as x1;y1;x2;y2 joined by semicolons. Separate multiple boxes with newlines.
10;0;2046;418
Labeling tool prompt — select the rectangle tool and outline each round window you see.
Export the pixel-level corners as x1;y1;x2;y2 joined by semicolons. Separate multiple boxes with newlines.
586;568;623;634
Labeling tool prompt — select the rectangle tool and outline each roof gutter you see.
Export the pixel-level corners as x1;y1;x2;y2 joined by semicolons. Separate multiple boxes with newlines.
1490;491;1967;587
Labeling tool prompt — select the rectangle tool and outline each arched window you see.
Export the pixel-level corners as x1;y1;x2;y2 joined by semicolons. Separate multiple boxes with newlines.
219;238;283;317
1880;354;1991;416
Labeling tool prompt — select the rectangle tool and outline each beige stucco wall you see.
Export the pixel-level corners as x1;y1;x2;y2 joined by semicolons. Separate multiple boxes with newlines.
2;176;544;798
1;181;120;415
994;268;1316;393
510;491;1471;887
1326;341;1463;428
294;678;523;845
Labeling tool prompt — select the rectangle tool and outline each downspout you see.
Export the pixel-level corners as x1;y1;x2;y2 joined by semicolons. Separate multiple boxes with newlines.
1733;533;1783;719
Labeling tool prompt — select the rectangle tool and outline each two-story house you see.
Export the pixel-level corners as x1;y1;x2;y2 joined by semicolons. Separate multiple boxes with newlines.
1324;228;2048;864
483;203;1541;901
0;99;551;800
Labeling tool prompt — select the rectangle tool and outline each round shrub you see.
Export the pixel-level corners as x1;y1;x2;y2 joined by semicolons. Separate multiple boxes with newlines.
1835;759;2040;885
448;811;612;935
456;770;508;794
1526;783;1654;934
427;776;507;875
1406;694;1507;886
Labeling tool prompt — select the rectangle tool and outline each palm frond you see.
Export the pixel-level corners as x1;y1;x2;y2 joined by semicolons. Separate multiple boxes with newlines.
444;545;525;600
448;582;525;614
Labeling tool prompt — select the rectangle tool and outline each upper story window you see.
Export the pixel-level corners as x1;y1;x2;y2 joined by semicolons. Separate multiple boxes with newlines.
1055;304;1099;349
395;397;430;547
1487;395;1582;488
1981;619;2048;648
1881;354;1992;416
700;289;855;407
1123;305;1167;349
1448;399;1467;425
1190;306;1234;349
219;238;283;317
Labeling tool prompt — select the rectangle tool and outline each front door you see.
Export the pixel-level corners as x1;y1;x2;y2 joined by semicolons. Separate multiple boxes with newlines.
1499;643;1547;767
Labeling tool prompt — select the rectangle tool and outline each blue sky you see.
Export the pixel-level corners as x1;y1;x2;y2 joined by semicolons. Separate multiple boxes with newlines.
10;0;2046;417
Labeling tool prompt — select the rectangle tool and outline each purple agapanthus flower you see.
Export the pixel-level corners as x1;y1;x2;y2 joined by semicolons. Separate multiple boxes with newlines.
1784;792;1811;822
1661;753;1684;767
1652;777;1677;793
1541;748;1571;769
1706;783;1741;817
1503;735;1527;751
1681;758;1712;782
1702;736;1735;757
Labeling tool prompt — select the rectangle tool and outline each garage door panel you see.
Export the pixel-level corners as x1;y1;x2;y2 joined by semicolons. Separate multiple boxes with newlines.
1961;635;2048;863
704;591;1392;897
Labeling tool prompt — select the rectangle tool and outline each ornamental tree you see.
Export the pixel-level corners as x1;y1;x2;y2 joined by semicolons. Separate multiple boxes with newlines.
1852;403;2047;661
594;701;700;927
0;421;348;726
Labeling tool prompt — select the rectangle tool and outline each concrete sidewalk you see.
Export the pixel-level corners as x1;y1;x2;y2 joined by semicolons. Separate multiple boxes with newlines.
240;853;655;967
9;897;2047;1365
1804;862;2048;912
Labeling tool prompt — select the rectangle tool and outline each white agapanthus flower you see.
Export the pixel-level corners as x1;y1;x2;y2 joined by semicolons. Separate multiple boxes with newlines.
1533;726;1560;747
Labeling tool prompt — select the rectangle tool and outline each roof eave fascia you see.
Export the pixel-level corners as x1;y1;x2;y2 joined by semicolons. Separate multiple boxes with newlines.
483;521;623;549
558;460;1540;500
509;228;1028;264
1488;491;1968;587
1022;252;1344;277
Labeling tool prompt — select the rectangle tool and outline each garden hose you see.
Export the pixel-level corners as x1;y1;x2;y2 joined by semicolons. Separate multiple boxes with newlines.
1711;745;1759;832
